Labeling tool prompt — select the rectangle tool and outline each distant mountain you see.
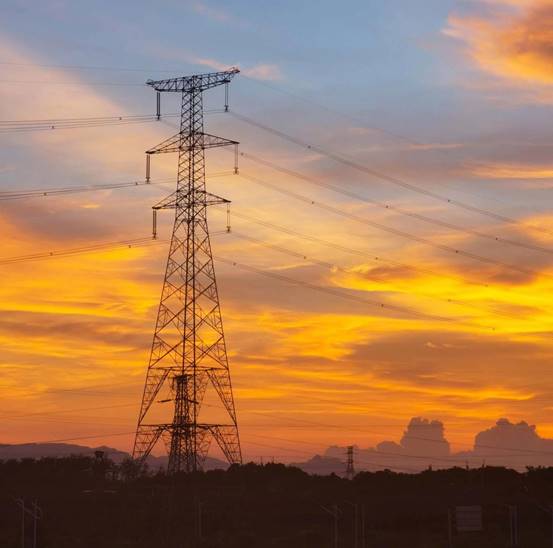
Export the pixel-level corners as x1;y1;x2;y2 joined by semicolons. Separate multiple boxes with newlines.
289;454;344;476
0;443;228;471
0;442;129;462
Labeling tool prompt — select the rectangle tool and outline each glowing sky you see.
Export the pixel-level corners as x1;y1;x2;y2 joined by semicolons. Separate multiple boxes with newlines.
1;0;553;462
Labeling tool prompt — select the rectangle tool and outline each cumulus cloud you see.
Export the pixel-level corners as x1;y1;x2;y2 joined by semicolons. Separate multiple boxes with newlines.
399;417;450;456
474;417;552;452
303;416;553;475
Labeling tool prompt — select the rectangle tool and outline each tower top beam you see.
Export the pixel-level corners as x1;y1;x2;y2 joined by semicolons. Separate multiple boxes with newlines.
146;67;239;93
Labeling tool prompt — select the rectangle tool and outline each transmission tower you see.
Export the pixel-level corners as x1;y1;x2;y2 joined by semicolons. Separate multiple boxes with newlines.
345;445;355;480
133;68;242;473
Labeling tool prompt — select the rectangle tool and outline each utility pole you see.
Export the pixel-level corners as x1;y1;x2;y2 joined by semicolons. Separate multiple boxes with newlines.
17;498;24;548
551;505;553;548
360;504;366;548
507;505;518;546
32;501;40;548
197;500;203;541
345;500;359;548
345;446;355;480
133;69;242;473
16;499;41;548
447;508;453;548
322;504;340;548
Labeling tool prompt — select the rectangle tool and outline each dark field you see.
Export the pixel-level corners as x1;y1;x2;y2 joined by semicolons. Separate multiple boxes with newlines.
3;457;553;547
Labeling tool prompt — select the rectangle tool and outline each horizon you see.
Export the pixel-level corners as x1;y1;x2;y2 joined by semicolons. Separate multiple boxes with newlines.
4;415;551;473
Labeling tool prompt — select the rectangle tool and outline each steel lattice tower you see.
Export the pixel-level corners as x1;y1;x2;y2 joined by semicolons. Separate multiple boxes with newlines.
345;446;355;480
133;68;242;473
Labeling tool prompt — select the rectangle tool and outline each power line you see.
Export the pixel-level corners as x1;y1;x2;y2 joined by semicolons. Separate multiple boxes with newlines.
0;112;175;127
239;150;553;257
0;79;146;87
227;230;516;322
0;113;172;125
245;432;460;466
0;179;172;200
0;61;179;73
240;411;553;460
0;225;515;330
0;171;233;200
0;425;538;473
237;171;551;283
220;208;488;288
0;402;137;421
4;397;553;461
239;74;424;147
0;60;450;154
161;118;553;277
2;173;510;307
240;437;419;472
0;237;454;324
2;171;541;322
0;237;163;266
2;57;546;210
0;110;224;133
214;255;455;324
230;111;553;239
0;118;160;134
241;73;553;219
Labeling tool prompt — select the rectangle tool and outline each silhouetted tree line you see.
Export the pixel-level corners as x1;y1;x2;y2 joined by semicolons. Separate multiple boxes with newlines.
2;456;553;547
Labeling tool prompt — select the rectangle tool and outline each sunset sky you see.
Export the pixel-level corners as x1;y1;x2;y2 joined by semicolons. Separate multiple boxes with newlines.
1;0;553;463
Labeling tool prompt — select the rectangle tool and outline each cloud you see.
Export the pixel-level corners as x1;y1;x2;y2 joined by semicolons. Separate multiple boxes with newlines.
241;63;283;81
307;416;553;473
148;45;283;82
470;162;553;181
398;417;450;456
474;417;552;451
0;36;169;191
188;54;282;81
190;1;233;23
444;1;553;92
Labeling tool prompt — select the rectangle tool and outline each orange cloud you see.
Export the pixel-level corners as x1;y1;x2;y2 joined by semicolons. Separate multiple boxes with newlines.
445;1;553;87
471;162;553;180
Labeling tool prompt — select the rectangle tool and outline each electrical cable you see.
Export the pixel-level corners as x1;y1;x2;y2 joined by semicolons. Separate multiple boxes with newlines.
239;150;553;257
0;236;460;323
4;398;551;460
230;111;553;239
0;171;233;200
214;255;454;324
227;229;528;322
0;237;163;266
237;171;551;282
0;110;223;133
219;208;488;288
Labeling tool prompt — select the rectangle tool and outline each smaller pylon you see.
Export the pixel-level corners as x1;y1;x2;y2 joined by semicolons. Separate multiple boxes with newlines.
345;445;355;480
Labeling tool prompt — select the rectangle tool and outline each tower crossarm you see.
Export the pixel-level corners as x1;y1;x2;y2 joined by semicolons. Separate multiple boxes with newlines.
146;68;239;93
153;190;230;210
147;132;238;155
